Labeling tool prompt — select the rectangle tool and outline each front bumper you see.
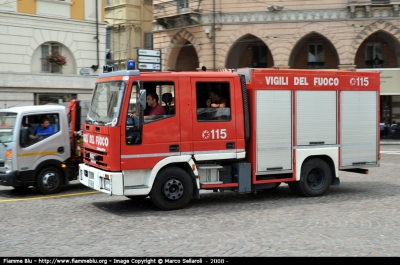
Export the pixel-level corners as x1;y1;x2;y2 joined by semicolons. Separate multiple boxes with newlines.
0;170;20;186
78;163;124;195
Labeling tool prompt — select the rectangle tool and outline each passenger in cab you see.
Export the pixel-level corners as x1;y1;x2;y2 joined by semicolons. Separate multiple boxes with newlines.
206;88;227;108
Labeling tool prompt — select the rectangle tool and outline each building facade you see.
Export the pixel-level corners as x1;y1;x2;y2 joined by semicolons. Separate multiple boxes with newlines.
104;0;154;70
152;0;400;124
0;0;106;108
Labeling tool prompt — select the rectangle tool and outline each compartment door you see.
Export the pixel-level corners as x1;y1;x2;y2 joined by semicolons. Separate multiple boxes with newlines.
296;91;337;146
340;91;378;167
256;90;292;172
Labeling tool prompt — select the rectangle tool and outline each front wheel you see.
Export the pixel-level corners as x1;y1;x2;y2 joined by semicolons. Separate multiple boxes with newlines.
36;166;63;194
150;167;193;211
291;158;332;197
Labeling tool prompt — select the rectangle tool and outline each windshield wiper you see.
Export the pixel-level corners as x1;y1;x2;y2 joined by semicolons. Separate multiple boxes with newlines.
93;120;105;125
85;119;105;125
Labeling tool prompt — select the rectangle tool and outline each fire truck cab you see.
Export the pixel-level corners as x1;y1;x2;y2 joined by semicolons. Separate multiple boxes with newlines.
79;68;380;210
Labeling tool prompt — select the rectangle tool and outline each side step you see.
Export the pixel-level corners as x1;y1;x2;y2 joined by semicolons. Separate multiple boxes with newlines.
200;181;223;185
340;168;369;174
197;165;223;169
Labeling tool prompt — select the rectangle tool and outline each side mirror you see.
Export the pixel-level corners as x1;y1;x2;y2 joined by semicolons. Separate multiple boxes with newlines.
139;89;146;111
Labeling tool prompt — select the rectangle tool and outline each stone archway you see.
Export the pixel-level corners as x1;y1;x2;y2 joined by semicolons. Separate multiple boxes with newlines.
226;34;273;69
289;32;339;69
166;29;200;71
353;21;400;68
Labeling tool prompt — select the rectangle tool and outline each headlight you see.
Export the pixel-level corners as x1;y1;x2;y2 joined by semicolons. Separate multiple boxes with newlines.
104;179;110;191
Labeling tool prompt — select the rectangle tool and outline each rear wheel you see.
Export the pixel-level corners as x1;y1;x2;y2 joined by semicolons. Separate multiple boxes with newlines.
150;167;193;211
36;166;63;194
290;158;332;197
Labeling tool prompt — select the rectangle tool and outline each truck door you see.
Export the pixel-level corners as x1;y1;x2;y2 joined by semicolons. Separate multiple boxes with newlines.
190;78;238;161
17;112;70;182
121;81;180;170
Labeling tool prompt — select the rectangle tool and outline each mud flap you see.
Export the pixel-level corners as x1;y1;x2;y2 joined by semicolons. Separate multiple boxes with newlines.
331;177;340;186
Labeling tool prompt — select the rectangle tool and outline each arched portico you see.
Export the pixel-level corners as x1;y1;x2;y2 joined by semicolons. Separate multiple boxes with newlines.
226;34;273;69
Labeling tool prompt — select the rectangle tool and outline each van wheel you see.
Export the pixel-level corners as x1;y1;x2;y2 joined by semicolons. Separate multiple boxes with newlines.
150;167;193;211
36;166;63;194
291;158;332;197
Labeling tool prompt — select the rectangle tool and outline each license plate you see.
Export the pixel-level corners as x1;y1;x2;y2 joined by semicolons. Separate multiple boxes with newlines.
88;180;94;188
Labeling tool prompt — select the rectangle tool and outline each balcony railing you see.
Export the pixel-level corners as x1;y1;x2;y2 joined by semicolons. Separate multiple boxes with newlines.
348;0;391;4
154;1;201;29
348;0;400;17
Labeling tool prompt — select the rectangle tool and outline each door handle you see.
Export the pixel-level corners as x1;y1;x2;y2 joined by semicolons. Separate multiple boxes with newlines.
226;142;235;149
170;145;179;152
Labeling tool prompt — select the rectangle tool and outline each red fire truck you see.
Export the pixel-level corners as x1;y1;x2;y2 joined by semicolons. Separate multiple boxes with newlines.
79;68;380;210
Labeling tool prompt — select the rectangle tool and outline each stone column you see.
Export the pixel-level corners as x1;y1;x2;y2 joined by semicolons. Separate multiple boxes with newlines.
338;64;357;70
272;65;291;69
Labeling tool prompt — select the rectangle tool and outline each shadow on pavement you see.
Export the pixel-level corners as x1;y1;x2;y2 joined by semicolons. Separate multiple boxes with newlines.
0;182;92;199
89;181;400;216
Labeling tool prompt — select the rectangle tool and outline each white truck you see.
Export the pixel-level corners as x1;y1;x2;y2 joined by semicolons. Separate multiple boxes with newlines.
0;100;84;194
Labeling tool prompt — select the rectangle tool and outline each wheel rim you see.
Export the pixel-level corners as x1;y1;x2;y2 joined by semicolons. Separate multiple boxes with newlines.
161;177;184;201
306;168;325;190
41;171;60;190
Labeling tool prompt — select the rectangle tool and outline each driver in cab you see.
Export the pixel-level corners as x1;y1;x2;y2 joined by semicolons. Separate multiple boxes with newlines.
129;92;165;121
30;116;54;140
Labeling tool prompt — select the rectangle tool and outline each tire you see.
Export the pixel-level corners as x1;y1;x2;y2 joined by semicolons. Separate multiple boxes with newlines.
36;166;63;194
288;182;302;196
150;167;193;211
293;158;332;197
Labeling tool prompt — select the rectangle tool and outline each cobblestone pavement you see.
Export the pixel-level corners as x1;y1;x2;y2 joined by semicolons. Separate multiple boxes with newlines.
1;145;400;257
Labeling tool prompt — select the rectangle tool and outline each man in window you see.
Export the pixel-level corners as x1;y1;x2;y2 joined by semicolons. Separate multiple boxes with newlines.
145;92;166;118
129;92;165;121
30;116;54;140
206;88;227;108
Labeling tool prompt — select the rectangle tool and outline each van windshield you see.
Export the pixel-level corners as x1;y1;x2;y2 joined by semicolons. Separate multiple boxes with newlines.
86;81;125;126
0;112;16;143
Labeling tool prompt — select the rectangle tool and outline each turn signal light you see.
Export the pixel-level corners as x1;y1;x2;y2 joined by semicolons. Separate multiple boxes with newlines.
5;149;12;159
104;174;110;179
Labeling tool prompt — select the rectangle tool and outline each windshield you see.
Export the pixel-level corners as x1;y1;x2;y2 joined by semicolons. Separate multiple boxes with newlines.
86;81;125;126
0;112;16;143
